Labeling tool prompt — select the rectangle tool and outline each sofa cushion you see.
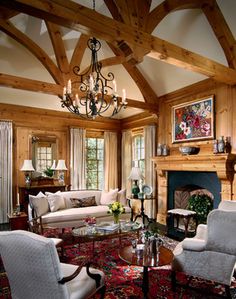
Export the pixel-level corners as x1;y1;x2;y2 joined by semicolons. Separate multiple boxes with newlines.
100;189;118;205
61;190;102;208
47;194;65;212
70;196;97;208
29;192;49;217
118;189;127;205
41;206;112;224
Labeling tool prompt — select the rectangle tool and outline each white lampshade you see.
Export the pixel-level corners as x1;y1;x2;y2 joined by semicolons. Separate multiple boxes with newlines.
20;160;35;172
56;160;67;171
50;160;57;170
128;167;144;181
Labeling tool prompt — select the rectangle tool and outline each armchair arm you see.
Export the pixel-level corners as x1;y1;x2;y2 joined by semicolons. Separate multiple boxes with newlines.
194;224;207;240
28;216;43;235
58;262;102;288
182;238;206;252
58;263;84;284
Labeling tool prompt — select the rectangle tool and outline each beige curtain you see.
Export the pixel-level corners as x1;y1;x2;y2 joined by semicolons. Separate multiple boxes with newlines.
104;131;118;191
70;128;86;190
0;121;13;223
144;125;157;219
121;130;132;195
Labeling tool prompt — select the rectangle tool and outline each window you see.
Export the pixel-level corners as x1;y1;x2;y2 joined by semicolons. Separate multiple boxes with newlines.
36;143;52;172
86;137;104;190
133;134;145;174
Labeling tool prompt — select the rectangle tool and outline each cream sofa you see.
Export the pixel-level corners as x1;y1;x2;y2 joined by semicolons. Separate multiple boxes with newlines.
28;189;132;232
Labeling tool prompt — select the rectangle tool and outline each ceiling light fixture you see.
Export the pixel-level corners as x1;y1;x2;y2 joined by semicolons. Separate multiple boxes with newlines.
60;36;127;119
60;0;127;119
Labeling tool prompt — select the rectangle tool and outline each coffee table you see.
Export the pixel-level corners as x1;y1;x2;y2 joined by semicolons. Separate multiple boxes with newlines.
72;222;142;255
119;245;173;299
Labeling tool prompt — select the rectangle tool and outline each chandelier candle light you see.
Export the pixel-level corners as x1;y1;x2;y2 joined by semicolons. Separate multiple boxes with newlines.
60;37;127;119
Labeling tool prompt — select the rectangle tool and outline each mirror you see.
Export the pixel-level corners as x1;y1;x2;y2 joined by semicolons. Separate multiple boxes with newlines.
31;135;57;177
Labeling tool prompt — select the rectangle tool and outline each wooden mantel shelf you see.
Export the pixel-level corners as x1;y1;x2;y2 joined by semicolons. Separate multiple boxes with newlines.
153;153;236;224
152;153;236;181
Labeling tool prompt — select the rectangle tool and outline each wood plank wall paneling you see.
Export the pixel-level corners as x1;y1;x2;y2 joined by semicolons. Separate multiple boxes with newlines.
0;102;157;206
157;79;236;201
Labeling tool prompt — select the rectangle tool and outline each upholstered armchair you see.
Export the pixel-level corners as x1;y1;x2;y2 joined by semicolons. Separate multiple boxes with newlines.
0;230;105;299
172;209;236;298
28;217;64;257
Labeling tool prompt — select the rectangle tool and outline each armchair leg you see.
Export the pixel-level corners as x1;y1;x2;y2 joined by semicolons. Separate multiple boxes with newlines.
99;285;106;299
225;285;231;299
171;271;176;292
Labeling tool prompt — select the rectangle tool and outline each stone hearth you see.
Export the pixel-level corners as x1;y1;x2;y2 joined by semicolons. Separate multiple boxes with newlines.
153;153;236;224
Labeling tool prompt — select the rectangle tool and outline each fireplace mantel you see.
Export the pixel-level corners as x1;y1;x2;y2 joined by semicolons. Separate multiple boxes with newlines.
152;153;236;224
153;153;236;181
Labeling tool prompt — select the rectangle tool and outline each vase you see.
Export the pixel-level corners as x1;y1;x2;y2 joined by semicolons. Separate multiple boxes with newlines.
113;214;120;224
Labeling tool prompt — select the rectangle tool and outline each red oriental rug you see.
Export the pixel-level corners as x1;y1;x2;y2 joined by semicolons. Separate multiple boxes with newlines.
1;229;236;298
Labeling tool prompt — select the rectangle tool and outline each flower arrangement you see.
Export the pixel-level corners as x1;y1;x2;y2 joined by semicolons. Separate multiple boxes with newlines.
188;194;213;224
84;215;96;225
108;201;125;223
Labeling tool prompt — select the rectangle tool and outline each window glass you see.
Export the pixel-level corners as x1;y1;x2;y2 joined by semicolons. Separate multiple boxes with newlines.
86;137;104;190
133;134;145;174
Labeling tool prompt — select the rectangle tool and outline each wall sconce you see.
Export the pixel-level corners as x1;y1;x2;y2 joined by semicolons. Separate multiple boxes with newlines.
20;160;35;187
55;160;67;185
128;166;144;198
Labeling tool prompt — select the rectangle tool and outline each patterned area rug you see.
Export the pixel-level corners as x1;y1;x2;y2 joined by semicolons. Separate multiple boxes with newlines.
1;228;236;299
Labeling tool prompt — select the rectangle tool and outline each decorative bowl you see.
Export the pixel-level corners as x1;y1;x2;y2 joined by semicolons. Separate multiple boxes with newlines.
179;146;200;155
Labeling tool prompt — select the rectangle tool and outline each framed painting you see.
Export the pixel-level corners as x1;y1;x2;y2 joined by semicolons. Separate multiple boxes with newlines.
172;95;214;143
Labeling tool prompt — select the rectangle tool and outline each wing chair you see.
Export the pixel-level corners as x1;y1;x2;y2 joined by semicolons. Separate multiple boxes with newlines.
172;209;236;298
0;230;105;299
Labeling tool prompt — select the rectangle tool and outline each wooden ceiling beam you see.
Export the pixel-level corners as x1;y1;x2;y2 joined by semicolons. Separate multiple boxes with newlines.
0;19;63;85
147;0;236;69
201;1;236;69
109;43;158;105
1;0;236;85
0;72;156;113
46;22;70;78
70;34;88;72
147;0;211;33
0;7;19;19
0;73;62;95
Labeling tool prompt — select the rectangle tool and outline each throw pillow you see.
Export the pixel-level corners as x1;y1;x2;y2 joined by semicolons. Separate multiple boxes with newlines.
70;196;97;208
45;191;66;210
100;189;118;205
47;194;65;212
118;189;127;205
29;192;49;217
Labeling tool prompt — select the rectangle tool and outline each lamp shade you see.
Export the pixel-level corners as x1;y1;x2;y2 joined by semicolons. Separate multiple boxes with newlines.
128;167;144;181
56;160;67;171
20;160;35;172
50;160;57;170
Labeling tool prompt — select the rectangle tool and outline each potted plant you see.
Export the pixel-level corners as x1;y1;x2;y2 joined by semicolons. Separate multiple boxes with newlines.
188;194;213;224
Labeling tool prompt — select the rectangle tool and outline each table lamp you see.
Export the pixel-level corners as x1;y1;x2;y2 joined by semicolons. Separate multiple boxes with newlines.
50;160;57;178
128;166;144;198
56;159;67;185
20;160;35;187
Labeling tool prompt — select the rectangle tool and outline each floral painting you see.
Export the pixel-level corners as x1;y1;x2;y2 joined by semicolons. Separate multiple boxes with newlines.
172;96;214;143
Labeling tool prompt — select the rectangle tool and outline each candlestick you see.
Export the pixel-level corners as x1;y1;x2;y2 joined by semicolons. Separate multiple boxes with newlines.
122;89;126;103
17;193;20;206
67;79;71;94
89;75;94;91
113;80;117;93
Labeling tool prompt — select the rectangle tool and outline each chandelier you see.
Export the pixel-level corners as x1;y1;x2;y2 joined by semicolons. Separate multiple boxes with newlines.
60;37;127;119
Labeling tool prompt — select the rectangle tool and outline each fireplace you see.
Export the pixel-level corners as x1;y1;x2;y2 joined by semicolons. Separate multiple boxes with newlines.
153;153;236;225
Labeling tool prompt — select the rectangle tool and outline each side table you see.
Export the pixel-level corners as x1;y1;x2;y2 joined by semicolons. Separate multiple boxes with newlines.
167;208;197;237
8;212;28;230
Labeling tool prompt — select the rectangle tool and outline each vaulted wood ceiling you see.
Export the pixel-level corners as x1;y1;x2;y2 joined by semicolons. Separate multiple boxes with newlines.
0;0;235;118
